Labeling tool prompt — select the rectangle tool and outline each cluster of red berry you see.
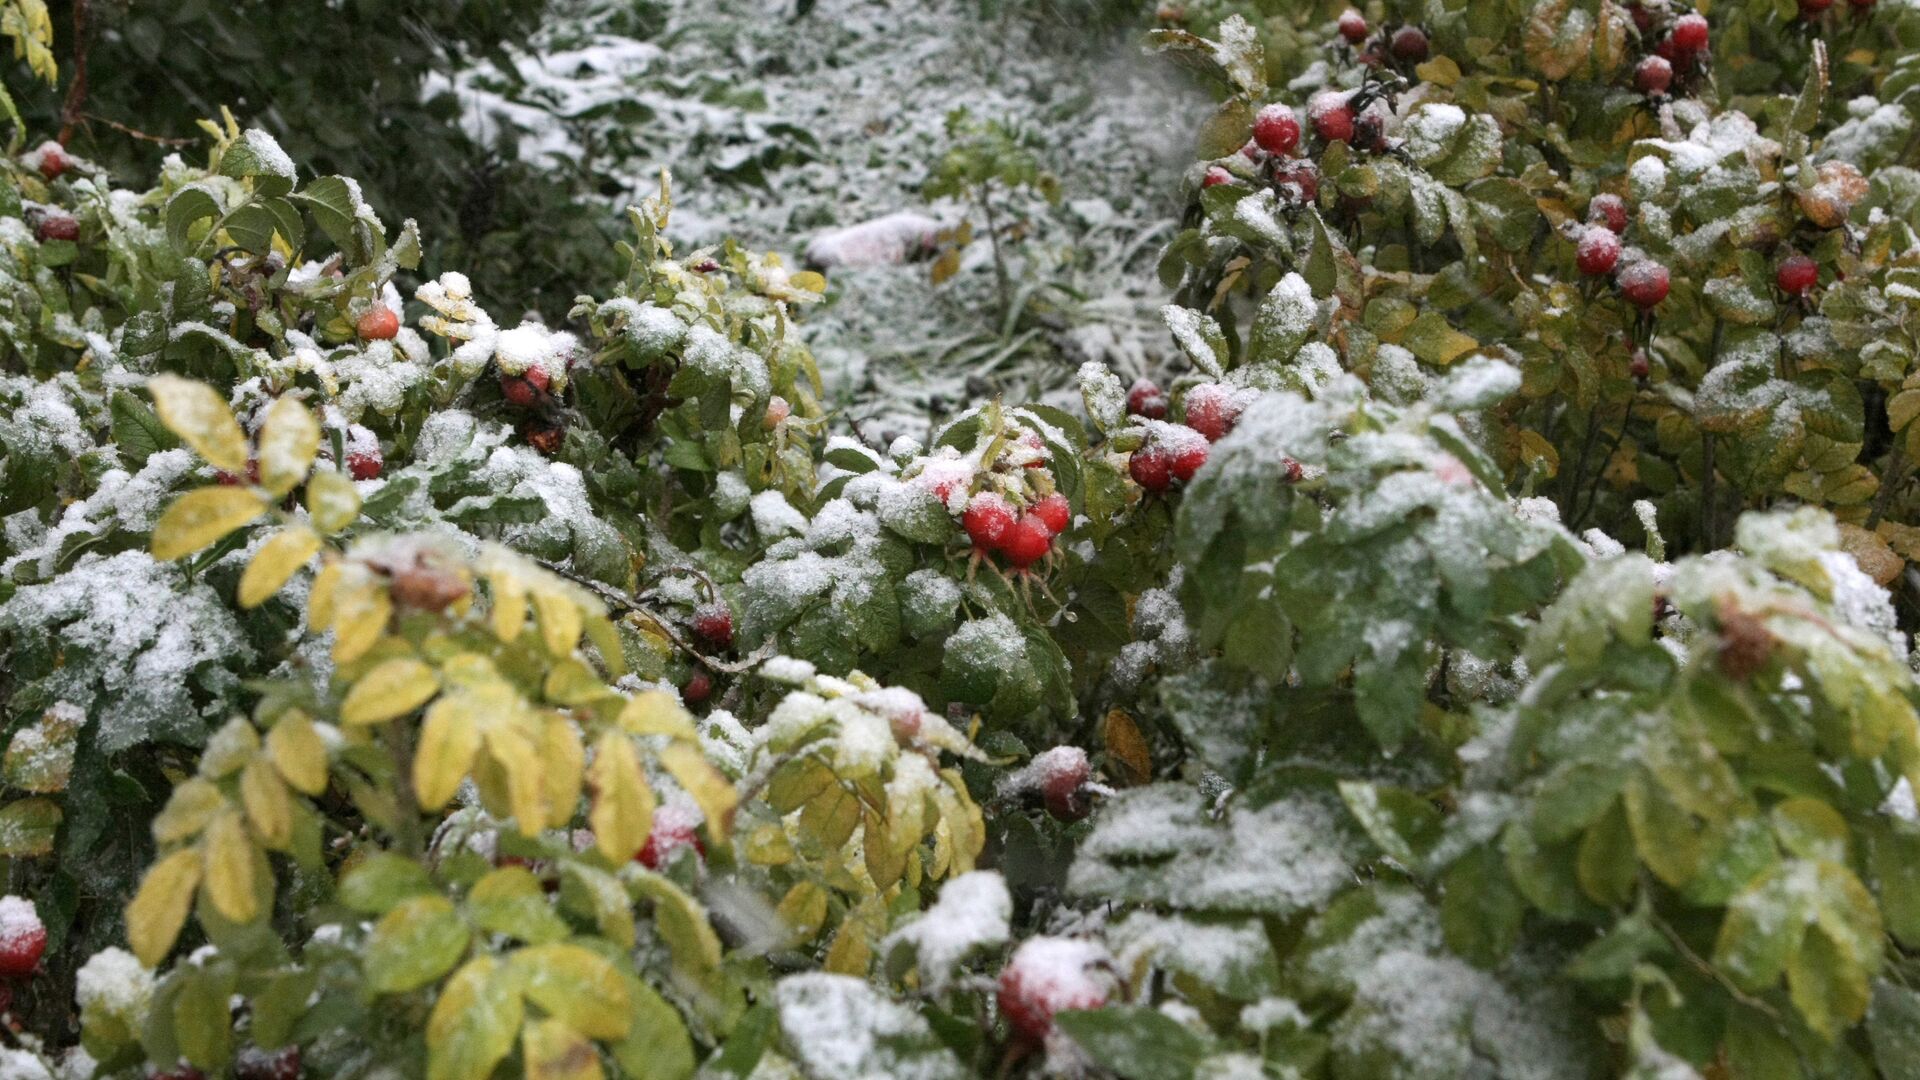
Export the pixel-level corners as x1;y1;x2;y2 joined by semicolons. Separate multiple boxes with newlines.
1630;8;1711;97
1121;379;1250;493
1337;9;1431;72
963;489;1071;570
1571;193;1670;312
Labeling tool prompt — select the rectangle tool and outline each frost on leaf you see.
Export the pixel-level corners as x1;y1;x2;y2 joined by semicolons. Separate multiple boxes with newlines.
883;870;1010;992
773;973;968;1080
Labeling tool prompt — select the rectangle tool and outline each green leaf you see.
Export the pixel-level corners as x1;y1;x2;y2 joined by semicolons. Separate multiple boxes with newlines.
164;184;223;254
364;895;471;995
1053;1005;1208;1080
1338;781;1442;868
338;853;437;915
0;796;61;856
1869;980;1920;1080
110;390;180;467
173;963;237;1071
1441;846;1524;967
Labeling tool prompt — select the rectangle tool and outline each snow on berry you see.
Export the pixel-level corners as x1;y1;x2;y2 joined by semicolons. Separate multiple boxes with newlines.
1252;104;1301;155
692;601;734;650
1126;377;1168;420
1586;193;1628;234
1130;444;1173;492
962;491;1017;551
1307;90;1357;143
1670;12;1709;54
1575;226;1622;276
1032;492;1071;535
1389;26;1429;62
1777;254;1818;295
1338;8;1368;43
1617;259;1671;309
1000;744;1094;821
1201;164;1233;189
1273;158;1320;203
1183;383;1252;442
28;139;68;181
996;936;1112;1042
912;449;976;512
1635;55;1672;96
35;212;77;243
637;802;707;869
492;321;576;393
0;896;45;977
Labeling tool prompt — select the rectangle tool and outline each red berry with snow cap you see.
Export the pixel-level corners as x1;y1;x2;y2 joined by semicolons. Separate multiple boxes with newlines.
1126;378;1167;420
1170;440;1209;483
1275;159;1320;204
637;805;706;870
1309;91;1356;143
36;212;77;243
1776;254;1818;295
357;305;400;342
1618;260;1671;309
1252;104;1301;155
1635;55;1672;95
1587;193;1628;234
1338;8;1369;43
1390;25;1429;62
963;492;1017;551
764;396;791;430
347;447;383;481
1001;514;1054;569
1032;493;1071;536
997;937;1110;1042
1029;745;1091;821
37;143;67;181
1670;13;1709;55
500;375;541;407
692;602;733;650
1183;384;1244;442
0;896;45;978
1576;227;1622;276
1201;165;1233;189
1130;444;1173;492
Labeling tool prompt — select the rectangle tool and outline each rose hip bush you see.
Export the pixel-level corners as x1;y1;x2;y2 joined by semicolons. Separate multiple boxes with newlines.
0;0;1919;1077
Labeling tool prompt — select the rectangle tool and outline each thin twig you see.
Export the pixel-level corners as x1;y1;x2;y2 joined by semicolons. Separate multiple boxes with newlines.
1572;396;1635;531
80;113;193;148
56;0;90;145
534;557;771;674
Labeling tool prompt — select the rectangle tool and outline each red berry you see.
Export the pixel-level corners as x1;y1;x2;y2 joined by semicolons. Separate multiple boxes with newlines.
1309;91;1356;143
0;897;45;978
1201;165;1233;190
683;670;713;707
151;1067;207;1080
764;395;791;430
692;259;721;273
1237;139;1263;161
1587;194;1629;234
963;492;1017;551
1618;260;1671;309
1281;457;1305;483
997;939;1108;1042
1130;445;1173;492
1635;55;1673;95
234;1046;301;1080
1252;104;1301;155
36;212;77;242
523;420;565;455
1275;159;1320;204
524;365;551;395
1653;36;1682;63
38;144;67;181
1630;349;1651;379
347;449;383;481
1390;26;1429;62
1576;227;1622;276
691;602;733;650
1777;254;1818;295
1126;378;1168;420
1030;746;1091;821
1628;2;1654;31
500;375;541;407
637;806;706;869
1001;514;1054;570
357;305;400;341
1031;493;1071;536
1183;385;1244;442
1799;0;1833;15
1170;441;1209;483
1338;8;1369;43
1670;13;1709;54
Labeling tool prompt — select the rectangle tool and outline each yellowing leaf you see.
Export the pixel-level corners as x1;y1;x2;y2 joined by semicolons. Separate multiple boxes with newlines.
331;577;392;664
240;759;292;850
617;691;698;740
365;895;471;995
487;725;547;838
238;526;322;608
587;731;655;863
776;881;829;945
491;566;529;643
267;710;329;796
202;810;260;923
532;588;583;658
659;741;737;841
341;658;440;726
307;559;343;631
522;1017;605;1080
256;395;320;495
151;486;267;561
427;957;524;1080
148;374;249;472
152;779;225;844
414;698;482;811
508;943;632;1042
305;469;362;534
127;848;203;967
540;716;585;830
788;270;828;294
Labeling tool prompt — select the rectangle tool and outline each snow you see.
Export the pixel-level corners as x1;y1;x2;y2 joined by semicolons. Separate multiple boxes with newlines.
805;212;943;269
998;745;1088;801
774;974;965;1080
74;948;154;1020
1401;103;1467;162
0;897;39;954
884;870;1010;991
0;1049;52;1080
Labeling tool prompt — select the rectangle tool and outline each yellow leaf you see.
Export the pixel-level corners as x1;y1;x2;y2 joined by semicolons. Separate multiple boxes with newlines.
240;759;292;850
507;943;632;1042
540;716;585;831
267;709;329;796
491;566;528;644
331;578;392;664
341;658;441;726
151;486;267;561
152;778;224;845
659;742;738;841
824;918;871;976
532;588;583;658
486;725;547;837
306;469;362;534
788;270;828;294
414;698;482;811
427;957;524;1080
587;731;655;863
776;881;828;945
255;395;320;496
148;374;249;472
617;691;699;740
522;1017;605;1080
308;560;343;631
202;810;259;923
238;526;321;608
126;848;202;967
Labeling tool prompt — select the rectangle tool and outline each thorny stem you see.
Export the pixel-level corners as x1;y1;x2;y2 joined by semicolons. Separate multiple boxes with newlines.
57;0;90;145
